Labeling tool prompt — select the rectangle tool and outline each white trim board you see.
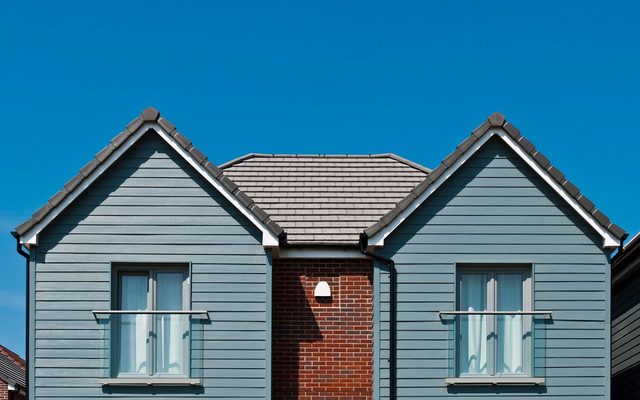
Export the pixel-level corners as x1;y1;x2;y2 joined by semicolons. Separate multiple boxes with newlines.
20;122;280;247
368;128;620;249
276;247;368;259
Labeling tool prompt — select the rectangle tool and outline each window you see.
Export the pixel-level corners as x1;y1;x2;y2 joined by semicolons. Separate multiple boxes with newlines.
456;267;532;378
114;266;189;378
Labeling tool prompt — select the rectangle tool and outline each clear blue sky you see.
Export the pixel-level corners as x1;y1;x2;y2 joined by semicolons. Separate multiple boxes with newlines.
1;1;638;357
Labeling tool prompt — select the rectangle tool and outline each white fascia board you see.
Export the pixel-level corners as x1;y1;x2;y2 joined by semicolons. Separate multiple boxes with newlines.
369;128;619;249
21;122;279;247
278;247;368;259
497;130;619;248
368;130;496;247
151;124;279;247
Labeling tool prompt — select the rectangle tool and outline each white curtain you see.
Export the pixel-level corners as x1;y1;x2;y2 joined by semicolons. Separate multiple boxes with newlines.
497;273;524;374
156;272;185;375
459;274;487;375
119;274;148;375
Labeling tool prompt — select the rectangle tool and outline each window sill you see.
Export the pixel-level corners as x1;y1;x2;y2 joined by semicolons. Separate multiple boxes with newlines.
445;377;545;386
99;378;201;387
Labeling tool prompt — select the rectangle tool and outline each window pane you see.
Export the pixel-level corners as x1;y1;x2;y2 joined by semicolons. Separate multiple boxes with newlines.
155;272;186;375
459;274;488;375
496;273;524;374
118;274;149;375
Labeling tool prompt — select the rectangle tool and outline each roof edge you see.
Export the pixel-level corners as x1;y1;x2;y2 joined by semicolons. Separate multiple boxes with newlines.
364;112;627;245
384;153;432;173
15;108;285;242
219;152;432;174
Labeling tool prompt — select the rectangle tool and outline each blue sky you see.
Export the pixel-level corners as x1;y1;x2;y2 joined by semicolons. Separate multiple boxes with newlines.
1;1;639;357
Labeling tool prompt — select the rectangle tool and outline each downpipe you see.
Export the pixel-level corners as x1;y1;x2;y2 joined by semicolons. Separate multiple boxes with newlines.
359;233;396;400
11;231;29;400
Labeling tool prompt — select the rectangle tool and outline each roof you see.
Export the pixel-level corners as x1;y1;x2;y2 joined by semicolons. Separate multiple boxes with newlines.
16;108;625;249
221;153;430;244
0;345;25;389
364;112;626;248
14;107;284;246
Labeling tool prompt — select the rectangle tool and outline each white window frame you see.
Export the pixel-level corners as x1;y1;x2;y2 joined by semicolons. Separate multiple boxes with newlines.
455;265;533;378
112;263;190;379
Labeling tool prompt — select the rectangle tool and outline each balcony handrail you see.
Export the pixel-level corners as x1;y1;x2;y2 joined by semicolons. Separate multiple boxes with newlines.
92;310;210;320
438;310;552;319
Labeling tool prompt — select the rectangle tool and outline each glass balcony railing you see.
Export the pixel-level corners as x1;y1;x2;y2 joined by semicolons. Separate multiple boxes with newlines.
439;310;552;385
93;310;209;384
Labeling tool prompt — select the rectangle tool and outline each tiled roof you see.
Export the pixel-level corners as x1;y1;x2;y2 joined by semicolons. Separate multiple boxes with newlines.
364;112;627;242
14;108;284;240
221;154;430;244
0;345;25;388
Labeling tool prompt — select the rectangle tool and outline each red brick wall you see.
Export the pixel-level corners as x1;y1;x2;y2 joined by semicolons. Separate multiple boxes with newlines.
272;258;373;400
0;379;7;400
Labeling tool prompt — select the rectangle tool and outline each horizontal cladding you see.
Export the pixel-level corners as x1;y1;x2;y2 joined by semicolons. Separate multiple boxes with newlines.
611;268;640;399
33;133;268;399
377;137;609;399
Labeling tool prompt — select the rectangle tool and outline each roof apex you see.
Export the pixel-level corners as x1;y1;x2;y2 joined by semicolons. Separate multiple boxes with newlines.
488;111;506;127
15;108;284;244
364;113;626;246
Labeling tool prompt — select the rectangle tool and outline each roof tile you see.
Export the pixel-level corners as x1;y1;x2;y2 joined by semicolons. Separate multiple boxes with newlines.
547;166;565;183
111;130;132;148
472;120;492;138
562;180;580;197
48;188;69;207
32;203;53;221
577;194;595;212
222;153;429;244
79;158;100;177
517;136;535;154
532;151;550;168
488;112;506;127
173;132;192;149
592;210;609;226
456;135;477;153
204;161;223;178
188;146;207;164
502;122;521;139
95;144;114;162
158;116;176;133
126;115;144;133
142;106;160;121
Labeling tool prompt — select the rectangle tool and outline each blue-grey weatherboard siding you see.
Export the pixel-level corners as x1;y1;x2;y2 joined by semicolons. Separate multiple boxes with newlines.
375;137;611;400
31;132;270;399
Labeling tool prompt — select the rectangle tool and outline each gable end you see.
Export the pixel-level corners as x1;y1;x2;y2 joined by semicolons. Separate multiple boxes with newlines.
366;113;626;249
15;108;283;247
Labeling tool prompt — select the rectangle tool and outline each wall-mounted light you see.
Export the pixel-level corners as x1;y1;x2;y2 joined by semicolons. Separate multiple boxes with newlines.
314;281;331;298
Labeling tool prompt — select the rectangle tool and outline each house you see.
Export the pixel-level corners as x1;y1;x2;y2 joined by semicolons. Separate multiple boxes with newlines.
0;345;26;400
12;108;625;400
612;232;640;399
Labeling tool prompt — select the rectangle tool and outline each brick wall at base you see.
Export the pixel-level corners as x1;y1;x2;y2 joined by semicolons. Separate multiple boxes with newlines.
272;258;373;400
0;379;7;400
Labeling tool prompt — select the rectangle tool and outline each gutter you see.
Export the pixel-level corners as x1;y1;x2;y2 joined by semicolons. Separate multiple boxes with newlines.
10;231;29;400
359;233;396;400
